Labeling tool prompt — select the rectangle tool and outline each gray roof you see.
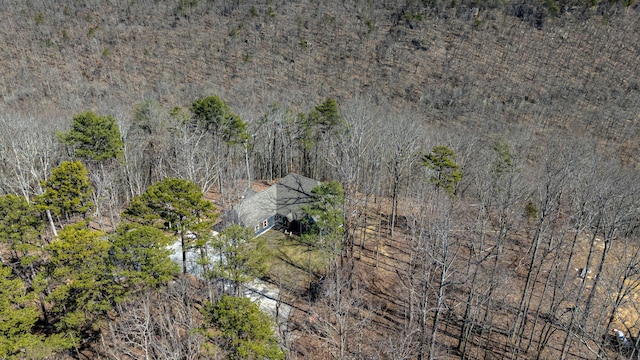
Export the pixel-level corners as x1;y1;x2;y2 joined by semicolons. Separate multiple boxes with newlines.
234;173;321;227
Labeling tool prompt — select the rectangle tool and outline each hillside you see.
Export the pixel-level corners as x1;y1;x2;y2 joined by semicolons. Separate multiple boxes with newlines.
2;0;639;157
2;1;640;359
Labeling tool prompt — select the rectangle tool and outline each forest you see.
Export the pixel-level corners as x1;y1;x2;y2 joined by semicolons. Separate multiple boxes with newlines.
1;0;640;359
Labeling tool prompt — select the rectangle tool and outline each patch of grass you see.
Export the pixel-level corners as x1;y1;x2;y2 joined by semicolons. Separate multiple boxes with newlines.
261;230;326;287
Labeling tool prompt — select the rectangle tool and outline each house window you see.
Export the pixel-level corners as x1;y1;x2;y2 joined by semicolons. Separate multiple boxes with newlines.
263;219;269;228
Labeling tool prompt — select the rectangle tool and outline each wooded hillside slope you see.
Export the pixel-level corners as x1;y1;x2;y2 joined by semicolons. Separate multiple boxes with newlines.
2;1;640;359
2;0;639;157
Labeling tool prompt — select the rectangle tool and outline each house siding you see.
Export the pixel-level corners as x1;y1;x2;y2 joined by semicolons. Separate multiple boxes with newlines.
255;215;276;235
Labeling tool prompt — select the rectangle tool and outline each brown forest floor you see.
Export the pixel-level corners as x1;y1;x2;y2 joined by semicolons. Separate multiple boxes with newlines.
268;196;633;360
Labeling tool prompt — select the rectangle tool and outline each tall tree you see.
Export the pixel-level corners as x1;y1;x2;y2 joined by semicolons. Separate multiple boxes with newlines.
250;103;298;181
168;106;219;193
124;178;217;274
109;223;180;290
307;97;344;133
191;96;248;144
303;181;346;271
210;225;268;296
298;98;346;179
383;115;421;236
203;295;285;360
58;110;126;230
457;139;525;357
190;96;250;201
125;100;172;196
325;100;380;260
423;145;463;196
302;180;352;358
35;223;120;339
58;110;124;162
0;266;71;359
0;114;61;203
36;160;94;227
0;194;44;282
191;96;249;147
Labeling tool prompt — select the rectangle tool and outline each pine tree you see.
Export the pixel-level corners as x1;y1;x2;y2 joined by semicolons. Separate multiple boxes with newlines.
210;225;268;296
302;181;345;270
191;96;249;145
124;178;217;274
58;110;124;161
0;194;43;267
35;223;117;337
423;145;463;196
203;295;284;360
0;266;71;358
36;161;94;224
109;223;180;289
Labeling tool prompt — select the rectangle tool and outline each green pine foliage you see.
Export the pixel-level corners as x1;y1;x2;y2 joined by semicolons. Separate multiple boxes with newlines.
210;225;269;295
58;110;124;161
203;295;284;360
191;96;249;145
302;181;346;265
306;180;346;234
306;97;345;136
36;161;94;222
125;177;216;231
124;177;217;273
109;223;180;290
493;139;517;176
423;145;463;196
297;98;346;176
0;266;72;359
0;194;43;266
36;223;119;335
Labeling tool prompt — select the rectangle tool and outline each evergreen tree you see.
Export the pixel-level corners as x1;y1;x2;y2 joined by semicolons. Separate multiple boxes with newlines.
302;181;345;270
58;111;125;229
493;139;517;176
35;223;119;337
210;225;268;296
308;97;344;132
58;110;124;161
191;96;249;145
36;161;94;224
203;295;284;360
109;223;180;289
297;98;345;178
124;177;217;274
307;181;345;232
190;95;250;198
0;194;43;267
0;266;71;359
423;145;463;196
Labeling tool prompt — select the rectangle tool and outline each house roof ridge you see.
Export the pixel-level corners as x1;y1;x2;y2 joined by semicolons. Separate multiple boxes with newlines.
231;173;321;232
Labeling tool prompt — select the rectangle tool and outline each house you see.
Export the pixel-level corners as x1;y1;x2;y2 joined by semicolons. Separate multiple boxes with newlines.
231;173;321;235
